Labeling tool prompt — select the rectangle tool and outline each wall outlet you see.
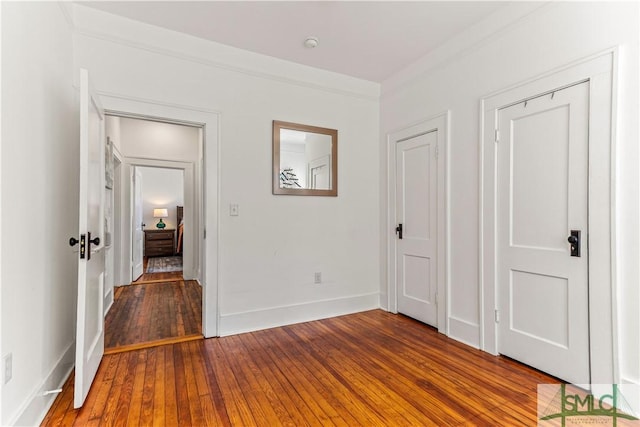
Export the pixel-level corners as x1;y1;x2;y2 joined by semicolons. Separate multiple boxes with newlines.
3;353;12;384
314;272;322;284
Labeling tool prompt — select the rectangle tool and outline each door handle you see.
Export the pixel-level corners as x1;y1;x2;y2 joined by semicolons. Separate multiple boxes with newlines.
395;223;403;240
87;232;100;261
567;230;581;257
69;236;86;259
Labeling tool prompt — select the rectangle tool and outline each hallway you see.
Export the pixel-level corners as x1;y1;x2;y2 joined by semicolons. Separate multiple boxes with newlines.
104;278;202;353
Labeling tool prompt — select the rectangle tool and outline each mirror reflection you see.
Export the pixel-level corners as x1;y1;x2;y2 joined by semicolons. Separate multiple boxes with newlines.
273;121;338;196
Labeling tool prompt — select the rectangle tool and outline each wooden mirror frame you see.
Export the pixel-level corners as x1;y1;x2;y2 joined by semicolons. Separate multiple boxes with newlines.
272;120;338;196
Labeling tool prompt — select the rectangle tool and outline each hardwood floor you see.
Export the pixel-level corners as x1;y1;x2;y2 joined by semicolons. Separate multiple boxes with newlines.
105;280;202;352
43;310;562;426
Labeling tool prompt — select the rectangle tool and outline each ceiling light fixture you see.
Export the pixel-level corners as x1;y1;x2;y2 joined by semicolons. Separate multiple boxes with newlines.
304;37;319;49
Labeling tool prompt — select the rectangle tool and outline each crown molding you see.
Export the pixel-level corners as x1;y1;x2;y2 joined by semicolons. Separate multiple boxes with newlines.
57;1;75;31
71;4;380;102
381;2;554;98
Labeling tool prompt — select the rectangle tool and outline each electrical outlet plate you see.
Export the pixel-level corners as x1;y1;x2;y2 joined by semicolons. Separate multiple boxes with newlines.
314;272;322;284
4;353;12;384
230;204;239;216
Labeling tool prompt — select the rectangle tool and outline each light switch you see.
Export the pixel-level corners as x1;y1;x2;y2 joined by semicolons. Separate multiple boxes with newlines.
230;204;239;216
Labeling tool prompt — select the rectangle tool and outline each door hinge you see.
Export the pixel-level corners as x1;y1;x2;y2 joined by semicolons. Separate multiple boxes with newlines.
203;228;206;239
434;292;438;306
495;129;500;143
494;309;500;323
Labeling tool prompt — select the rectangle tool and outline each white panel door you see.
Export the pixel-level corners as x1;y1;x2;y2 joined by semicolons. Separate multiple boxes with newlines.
396;131;438;326
74;69;106;408
497;82;590;385
131;167;144;281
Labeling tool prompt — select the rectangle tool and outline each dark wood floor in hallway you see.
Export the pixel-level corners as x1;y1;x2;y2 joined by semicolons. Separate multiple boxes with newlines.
43;310;563;426
104;280;202;351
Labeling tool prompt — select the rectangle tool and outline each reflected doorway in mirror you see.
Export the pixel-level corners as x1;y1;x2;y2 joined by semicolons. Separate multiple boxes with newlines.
272;120;338;196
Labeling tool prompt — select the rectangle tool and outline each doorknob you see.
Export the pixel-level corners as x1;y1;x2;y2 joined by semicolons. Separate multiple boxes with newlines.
567;230;581;257
87;232;100;261
69;236;85;259
395;223;403;240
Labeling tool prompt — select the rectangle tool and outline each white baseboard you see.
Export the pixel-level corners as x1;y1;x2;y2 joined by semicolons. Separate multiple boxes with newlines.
378;292;388;311
618;378;640;418
219;293;380;337
9;341;75;427
104;288;114;317
448;316;480;349
183;268;197;281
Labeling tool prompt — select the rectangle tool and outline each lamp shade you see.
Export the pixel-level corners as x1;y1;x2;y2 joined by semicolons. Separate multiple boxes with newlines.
153;208;168;218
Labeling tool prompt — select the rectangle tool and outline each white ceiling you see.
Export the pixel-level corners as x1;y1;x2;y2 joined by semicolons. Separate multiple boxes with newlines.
79;1;507;82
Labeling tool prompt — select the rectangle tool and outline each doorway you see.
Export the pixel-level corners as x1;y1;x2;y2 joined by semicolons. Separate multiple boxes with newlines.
104;115;205;352
132;165;184;283
481;50;617;384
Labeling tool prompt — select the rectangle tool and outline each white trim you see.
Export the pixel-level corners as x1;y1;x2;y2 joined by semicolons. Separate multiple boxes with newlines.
78;29;379;101
381;2;551;97
8;342;75;427
70;4;379;102
101;90;222;117
125;158;197;281
448;317;480;349
103;287;114;316
99;93;220;338
57;2;75;31
619;379;640;419
219;293;380;337
479;48;618;383
387;112;449;334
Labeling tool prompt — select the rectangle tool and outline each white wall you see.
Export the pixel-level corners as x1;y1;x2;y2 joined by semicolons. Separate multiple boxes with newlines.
1;3;78;424
118;117;200;162
380;2;639;386
73;4;381;336
138;167;184;231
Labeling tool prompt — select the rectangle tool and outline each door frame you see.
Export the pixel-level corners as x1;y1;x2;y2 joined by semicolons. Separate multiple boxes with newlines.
100;94;220;338
387;112;449;333
480;49;618;383
127;160;195;278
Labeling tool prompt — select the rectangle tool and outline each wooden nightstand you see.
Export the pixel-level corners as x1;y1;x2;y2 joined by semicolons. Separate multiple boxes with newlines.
144;229;175;257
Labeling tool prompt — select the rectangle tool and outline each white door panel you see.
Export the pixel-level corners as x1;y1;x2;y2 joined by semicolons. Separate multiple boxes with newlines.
497;82;590;385
75;69;106;408
396;131;438;326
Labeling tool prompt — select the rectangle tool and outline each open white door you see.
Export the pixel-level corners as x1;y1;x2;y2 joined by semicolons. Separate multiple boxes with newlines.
131;167;144;281
74;69;106;408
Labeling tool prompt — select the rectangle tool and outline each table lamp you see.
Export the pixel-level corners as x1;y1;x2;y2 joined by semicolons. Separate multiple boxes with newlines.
153;208;168;229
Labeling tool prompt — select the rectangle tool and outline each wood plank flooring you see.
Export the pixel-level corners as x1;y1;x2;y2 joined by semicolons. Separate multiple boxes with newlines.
43;310;563;426
104;280;202;351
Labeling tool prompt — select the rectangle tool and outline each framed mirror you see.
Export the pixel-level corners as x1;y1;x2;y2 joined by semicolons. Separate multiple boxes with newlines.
273;120;338;196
